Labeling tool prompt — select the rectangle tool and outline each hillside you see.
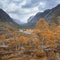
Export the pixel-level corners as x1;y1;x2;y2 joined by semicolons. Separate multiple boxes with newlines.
22;4;60;28
0;9;20;29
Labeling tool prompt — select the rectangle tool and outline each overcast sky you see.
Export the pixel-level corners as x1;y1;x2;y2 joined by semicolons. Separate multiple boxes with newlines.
0;0;60;23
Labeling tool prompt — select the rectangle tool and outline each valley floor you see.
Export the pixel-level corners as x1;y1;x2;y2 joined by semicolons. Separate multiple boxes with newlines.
0;19;60;60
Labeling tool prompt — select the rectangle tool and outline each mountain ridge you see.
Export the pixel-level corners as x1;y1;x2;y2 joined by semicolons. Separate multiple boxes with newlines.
0;4;60;29
0;9;19;27
23;4;60;28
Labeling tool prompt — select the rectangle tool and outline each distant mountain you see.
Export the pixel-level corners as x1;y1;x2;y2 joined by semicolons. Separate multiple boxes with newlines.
14;19;25;25
28;16;34;23
23;4;60;28
0;9;20;29
28;9;50;24
0;9;13;22
45;4;60;25
0;9;21;34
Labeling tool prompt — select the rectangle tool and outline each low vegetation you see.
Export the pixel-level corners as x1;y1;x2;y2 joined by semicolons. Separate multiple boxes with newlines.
0;18;60;60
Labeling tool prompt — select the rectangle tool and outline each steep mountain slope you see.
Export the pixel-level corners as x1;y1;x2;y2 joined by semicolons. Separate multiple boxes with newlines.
0;9;20;34
45;4;60;25
28;9;50;24
0;9;20;29
23;4;60;28
0;9;13;22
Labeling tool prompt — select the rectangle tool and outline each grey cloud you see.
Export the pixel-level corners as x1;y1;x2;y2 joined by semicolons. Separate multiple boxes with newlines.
11;0;24;4
38;0;60;11
22;0;40;8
